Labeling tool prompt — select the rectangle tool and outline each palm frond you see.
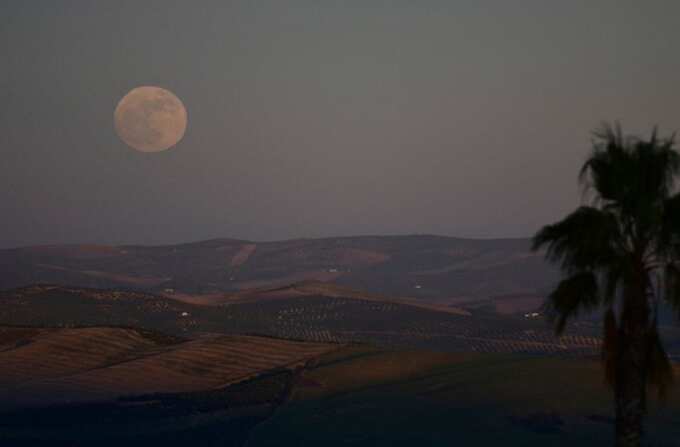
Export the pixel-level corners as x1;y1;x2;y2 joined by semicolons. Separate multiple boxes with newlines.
532;206;621;272
633;130;679;203
535;123;680;434
544;271;599;335
580;124;679;243
579;123;631;205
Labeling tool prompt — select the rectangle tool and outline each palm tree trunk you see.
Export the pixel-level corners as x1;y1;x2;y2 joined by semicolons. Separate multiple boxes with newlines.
614;302;648;447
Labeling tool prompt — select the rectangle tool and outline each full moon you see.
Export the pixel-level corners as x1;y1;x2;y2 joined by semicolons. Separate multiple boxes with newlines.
114;86;187;153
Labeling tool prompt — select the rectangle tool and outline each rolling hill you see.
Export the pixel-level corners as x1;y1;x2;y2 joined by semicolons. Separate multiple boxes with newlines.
0;284;611;357
0;326;337;409
0;235;558;305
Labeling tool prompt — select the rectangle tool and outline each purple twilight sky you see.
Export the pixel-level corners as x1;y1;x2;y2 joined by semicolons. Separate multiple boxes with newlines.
1;1;679;248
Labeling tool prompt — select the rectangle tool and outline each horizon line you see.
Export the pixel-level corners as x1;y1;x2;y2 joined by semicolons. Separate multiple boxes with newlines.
1;232;535;251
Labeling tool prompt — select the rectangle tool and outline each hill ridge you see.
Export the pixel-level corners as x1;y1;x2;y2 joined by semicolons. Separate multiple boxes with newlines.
0;234;557;301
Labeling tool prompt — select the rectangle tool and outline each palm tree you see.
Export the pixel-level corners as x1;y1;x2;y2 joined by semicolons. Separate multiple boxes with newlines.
532;123;679;447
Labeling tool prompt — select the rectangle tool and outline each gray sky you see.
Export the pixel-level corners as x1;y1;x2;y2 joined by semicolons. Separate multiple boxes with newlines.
1;1;679;248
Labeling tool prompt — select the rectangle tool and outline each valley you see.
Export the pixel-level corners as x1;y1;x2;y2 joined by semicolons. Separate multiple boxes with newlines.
0;236;678;446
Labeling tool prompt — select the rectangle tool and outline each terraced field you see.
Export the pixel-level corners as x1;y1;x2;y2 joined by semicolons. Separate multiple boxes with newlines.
0;327;165;387
4;285;679;361
0;326;338;409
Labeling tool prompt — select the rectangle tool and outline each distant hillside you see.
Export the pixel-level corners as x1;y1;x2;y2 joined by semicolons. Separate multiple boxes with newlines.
178;280;471;316
0;235;559;303
0;285;611;357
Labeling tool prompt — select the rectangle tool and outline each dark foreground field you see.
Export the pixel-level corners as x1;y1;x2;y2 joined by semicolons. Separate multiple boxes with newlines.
0;327;678;446
1;282;679;446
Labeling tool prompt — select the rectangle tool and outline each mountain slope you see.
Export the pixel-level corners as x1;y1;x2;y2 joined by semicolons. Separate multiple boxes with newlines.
0;235;558;303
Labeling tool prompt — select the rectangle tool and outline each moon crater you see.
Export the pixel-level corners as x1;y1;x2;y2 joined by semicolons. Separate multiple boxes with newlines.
114;86;187;153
